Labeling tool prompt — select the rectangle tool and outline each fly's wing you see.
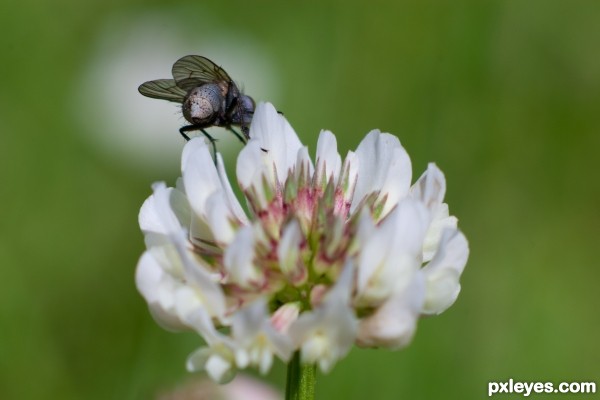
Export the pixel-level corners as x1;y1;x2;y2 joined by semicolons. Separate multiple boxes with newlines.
138;79;186;103
171;55;232;91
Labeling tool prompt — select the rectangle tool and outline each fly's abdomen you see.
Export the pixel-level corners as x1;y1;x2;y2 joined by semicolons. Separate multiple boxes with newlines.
182;83;223;125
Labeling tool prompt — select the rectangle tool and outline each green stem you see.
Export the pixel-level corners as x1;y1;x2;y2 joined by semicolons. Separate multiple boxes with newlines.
285;352;316;400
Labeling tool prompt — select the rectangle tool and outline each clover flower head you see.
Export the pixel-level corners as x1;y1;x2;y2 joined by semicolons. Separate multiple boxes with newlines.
136;102;469;382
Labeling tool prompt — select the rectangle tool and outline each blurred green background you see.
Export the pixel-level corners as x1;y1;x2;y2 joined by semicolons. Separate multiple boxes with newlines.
1;1;599;399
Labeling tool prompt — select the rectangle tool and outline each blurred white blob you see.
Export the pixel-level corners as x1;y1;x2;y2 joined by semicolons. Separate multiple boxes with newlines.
157;374;282;400
71;10;280;172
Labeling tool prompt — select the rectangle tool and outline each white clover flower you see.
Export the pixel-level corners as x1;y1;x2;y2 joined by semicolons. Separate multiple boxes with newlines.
136;102;469;382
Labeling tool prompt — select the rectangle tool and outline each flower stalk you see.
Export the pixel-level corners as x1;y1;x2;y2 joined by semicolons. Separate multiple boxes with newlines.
286;352;316;400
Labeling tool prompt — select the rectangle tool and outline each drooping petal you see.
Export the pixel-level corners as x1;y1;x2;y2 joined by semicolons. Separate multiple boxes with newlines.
140;183;189;235
290;263;358;372
187;344;237;384
357;271;425;349
421;229;469;315
135;251;188;331
355;198;429;306
422;204;458;262
411;163;458;261
231;299;294;374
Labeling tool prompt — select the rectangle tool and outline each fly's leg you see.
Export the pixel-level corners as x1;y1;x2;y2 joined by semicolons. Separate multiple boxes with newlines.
228;127;247;144
179;125;218;164
179;125;193;141
200;129;218;162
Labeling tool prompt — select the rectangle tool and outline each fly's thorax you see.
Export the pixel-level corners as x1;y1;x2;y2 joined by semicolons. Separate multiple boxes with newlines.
231;94;255;127
182;83;223;125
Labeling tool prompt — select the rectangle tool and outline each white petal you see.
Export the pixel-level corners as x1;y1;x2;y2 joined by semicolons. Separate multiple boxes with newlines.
139;194;162;233
277;220;306;284
144;183;186;235
421;229;469;314
135;251;187;331
231;298;268;341
339;150;359;205
295;145;314;180
204;191;236;244
223;226;260;286
290;263;357;372
355;198;429;305
422;204;458;262
249;103;303;182
236;140;274;203
187;347;237;384
357;272;425;349
351;130;412;214
206;354;236;384
231;299;294;370
170;233;227;318
411;163;446;210
215;153;249;225
315;130;342;184
182;138;225;217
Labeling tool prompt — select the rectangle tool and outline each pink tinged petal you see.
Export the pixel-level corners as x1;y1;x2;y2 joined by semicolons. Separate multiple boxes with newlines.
277;220;307;285
315;130;342;184
339;151;358;206
271;302;301;334
355;199;429;306
223;375;282;400
421;229;469;315
223;226;261;287
357;272;425;350
309;285;328;308
290;263;358;372
351;130;412;214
